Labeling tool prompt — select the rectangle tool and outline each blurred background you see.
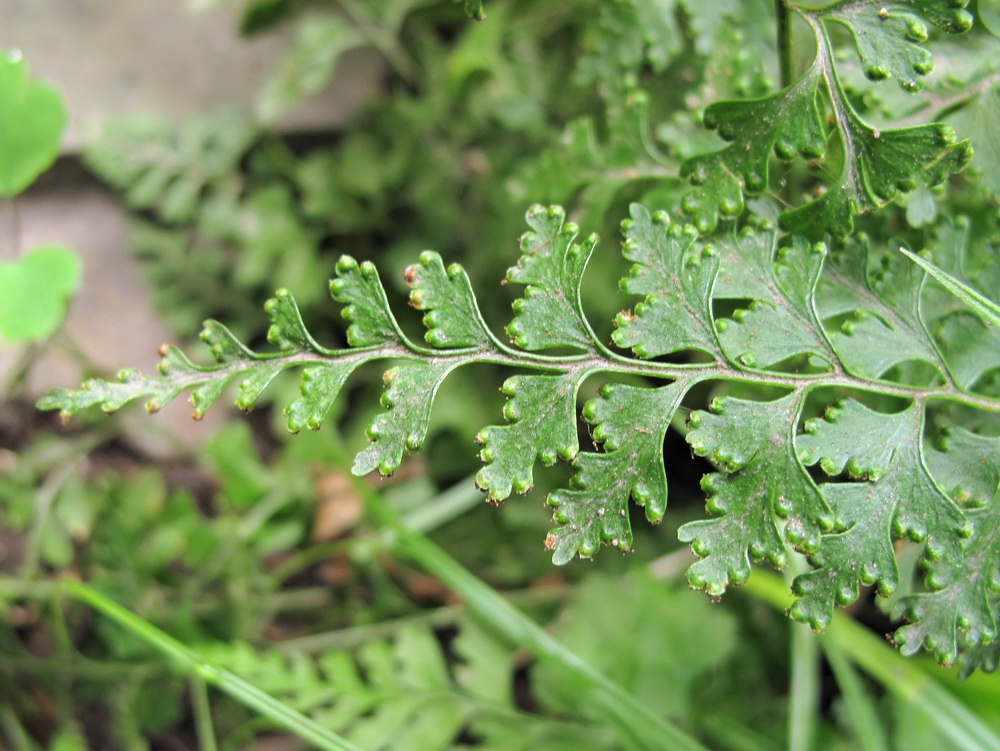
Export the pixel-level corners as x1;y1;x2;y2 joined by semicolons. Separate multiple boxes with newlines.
2;1;999;749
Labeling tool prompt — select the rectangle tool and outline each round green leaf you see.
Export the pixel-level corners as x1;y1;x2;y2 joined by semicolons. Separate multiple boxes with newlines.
0;244;82;343
0;51;68;197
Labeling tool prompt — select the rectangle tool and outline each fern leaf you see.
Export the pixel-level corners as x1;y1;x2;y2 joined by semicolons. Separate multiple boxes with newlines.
821;242;947;379
681;0;973;235
679;393;834;596
793;400;971;629
714;229;834;370
476;374;581;500
893;429;1000;672
406;250;494;348
779;115;972;238
37;201;1000;670
84;112;257;223
505;205;597;352
819;0;973;89
680;71;826;232
331;256;408;347
611;204;722;359
353;362;463;476
546;382;686;563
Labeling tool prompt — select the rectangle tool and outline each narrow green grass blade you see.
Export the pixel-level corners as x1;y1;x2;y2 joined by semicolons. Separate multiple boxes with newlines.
900;247;1000;329
354;474;711;751
788;620;819;751
60;580;364;751
745;572;1000;751
821;639;890;751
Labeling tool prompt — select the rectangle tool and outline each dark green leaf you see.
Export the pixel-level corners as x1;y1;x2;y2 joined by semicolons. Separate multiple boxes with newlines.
330;255;406;347
715;231;834;370
611;204;722;359
893;429;1000;671
680;71;826;232
780;119;972;239
823;243;946;379
476;374;581;501
680;393;834;597
546;381;686;564
353;362;462;475
819;0;973;90
792;400;971;629
505;205;597;352
405;251;493;348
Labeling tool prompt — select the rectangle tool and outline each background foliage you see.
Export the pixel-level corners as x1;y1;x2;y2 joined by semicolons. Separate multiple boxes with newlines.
4;0;1000;749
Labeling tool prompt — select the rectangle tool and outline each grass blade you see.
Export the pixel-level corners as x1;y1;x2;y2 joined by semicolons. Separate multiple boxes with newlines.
745;571;1000;751
900;246;1000;329
60;580;364;751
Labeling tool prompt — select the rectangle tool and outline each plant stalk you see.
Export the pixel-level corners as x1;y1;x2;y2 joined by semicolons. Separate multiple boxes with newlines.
775;0;794;88
59;580;364;751
744;572;1000;751
352;472;710;751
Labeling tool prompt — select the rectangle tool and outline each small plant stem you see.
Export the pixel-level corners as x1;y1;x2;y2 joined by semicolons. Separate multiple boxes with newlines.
820;639;889;751
19;463;75;580
191;676;220;751
0;705;35;751
787;623;818;751
775;0;794;88
744;572;1000;751
337;0;419;84
352;474;710;751
786;557;817;751
59;580;364;751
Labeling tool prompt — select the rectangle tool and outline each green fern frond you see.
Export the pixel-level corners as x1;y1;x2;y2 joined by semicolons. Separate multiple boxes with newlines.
680;0;974;236
39;201;1000;670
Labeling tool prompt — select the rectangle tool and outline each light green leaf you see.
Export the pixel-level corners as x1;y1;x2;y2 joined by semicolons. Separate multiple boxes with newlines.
285;363;360;432
0;52;67;197
257;12;367;122
946;83;1000;196
0;244;81;343
84;111;257;223
463;0;486;20
533;571;738;722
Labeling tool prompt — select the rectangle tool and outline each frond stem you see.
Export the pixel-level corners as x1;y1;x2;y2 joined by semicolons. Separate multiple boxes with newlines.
776;0;795;89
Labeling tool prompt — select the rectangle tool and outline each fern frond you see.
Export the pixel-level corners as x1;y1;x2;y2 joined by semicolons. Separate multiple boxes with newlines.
38;203;1000;670
680;0;974;236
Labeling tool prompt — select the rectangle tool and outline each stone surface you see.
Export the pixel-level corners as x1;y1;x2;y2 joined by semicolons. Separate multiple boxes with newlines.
0;2;381;452
0;0;383;150
1;162;228;454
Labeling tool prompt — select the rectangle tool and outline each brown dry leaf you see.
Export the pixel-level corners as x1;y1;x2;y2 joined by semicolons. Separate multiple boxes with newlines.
312;471;364;542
